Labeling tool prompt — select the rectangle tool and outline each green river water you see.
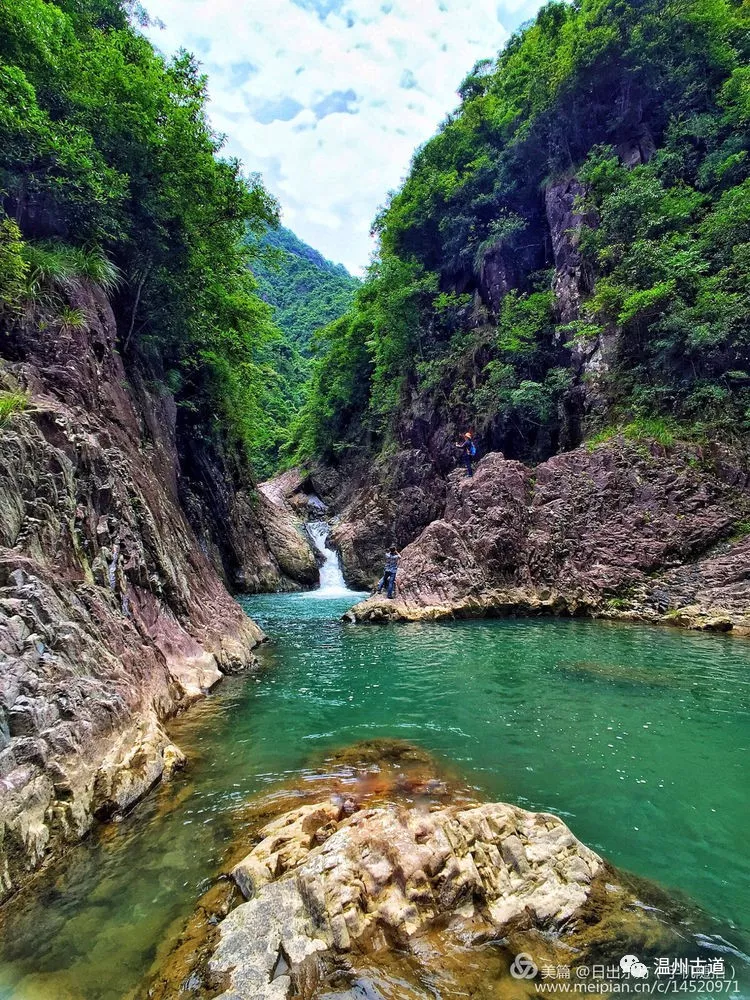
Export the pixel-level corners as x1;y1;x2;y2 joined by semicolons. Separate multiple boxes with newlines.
0;592;749;999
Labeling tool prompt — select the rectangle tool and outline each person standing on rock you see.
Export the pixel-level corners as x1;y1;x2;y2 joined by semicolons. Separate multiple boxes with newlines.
456;431;476;477
377;547;400;599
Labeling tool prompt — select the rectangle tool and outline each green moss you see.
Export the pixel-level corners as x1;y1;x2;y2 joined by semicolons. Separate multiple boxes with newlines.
664;607;688;620
585;426;619;450
605;597;629;611
622;419;675;448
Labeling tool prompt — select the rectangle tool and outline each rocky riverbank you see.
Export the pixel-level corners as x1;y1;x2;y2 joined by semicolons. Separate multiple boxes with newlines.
342;440;750;633
0;283;316;901
140;740;717;1000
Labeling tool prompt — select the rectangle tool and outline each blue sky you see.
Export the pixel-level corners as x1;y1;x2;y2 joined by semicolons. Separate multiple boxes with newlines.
146;0;545;273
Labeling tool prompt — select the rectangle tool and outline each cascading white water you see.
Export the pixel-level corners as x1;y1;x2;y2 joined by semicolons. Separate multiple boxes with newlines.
306;520;359;598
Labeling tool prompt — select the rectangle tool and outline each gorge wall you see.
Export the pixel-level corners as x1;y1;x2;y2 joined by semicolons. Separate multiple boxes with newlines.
292;0;750;599
291;0;750;621
0;283;315;901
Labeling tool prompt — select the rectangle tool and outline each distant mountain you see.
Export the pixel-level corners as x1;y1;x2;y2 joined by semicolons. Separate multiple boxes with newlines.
250;226;360;353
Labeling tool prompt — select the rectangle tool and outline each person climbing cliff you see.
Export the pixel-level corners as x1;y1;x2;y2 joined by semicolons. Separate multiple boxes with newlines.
377;547;400;599
456;432;476;477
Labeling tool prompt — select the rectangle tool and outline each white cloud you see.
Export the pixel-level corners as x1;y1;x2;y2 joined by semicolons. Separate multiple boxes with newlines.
145;0;545;273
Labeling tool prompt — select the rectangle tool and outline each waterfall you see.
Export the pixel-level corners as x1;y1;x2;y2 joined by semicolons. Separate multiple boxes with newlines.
306;521;359;598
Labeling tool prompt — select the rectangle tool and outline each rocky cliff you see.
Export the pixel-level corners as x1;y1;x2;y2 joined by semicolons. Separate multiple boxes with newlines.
0;282;314;901
294;0;750;547
322;450;446;589
345;439;750;631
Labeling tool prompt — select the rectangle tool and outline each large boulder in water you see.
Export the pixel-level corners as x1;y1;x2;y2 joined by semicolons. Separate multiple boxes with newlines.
139;740;731;1000
255;492;319;588
184;798;706;999
255;475;319;589
223;800;602;960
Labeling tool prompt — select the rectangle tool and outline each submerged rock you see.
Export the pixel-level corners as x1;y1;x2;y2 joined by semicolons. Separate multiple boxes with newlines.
223;738;481;874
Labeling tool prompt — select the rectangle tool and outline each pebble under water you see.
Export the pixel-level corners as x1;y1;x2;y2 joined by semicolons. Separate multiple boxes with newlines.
0;593;749;999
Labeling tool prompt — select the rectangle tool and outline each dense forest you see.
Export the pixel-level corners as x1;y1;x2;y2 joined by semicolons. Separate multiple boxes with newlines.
291;0;750;467
4;0;749;481
0;0;316;478
250;225;359;353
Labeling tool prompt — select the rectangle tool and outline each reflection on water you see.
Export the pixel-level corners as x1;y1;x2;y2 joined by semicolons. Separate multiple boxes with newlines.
0;595;749;999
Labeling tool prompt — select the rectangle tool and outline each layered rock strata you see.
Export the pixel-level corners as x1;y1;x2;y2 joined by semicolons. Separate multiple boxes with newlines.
347;440;750;630
214;799;606;999
146;798;700;1000
0;283;269;899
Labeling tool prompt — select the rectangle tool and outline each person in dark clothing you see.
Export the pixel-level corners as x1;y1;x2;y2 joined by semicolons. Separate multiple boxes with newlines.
455;432;476;476
377;547;400;598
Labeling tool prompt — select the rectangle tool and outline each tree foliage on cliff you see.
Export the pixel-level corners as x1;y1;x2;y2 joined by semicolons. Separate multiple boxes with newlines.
249;225;359;353
0;0;298;476
292;0;750;464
